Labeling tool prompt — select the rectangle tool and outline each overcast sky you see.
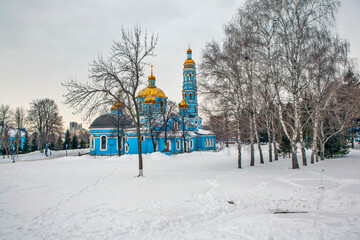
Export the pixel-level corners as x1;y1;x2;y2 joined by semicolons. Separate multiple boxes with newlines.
0;0;359;130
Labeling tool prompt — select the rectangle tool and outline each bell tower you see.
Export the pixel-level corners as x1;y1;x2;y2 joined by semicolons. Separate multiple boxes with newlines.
182;45;201;127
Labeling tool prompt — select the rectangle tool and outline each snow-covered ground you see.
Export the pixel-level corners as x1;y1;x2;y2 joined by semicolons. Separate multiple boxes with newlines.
0;146;359;239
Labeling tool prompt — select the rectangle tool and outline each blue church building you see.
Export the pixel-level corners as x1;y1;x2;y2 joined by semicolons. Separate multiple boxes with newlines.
89;47;216;155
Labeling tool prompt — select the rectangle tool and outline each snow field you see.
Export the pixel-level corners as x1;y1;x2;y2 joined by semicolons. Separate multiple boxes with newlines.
0;146;359;239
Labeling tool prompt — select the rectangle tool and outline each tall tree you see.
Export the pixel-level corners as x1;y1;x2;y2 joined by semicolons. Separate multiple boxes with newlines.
63;25;158;177
13;107;26;156
30;132;38;152
56;134;63;150
27;99;63;151
0;104;12;157
159;100;177;150
71;134;78;149
63;130;71;150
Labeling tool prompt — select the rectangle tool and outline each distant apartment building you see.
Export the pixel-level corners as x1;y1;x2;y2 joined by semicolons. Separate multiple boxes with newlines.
69;122;83;136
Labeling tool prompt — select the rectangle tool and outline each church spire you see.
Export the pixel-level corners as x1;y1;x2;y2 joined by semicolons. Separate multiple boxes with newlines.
148;64;156;88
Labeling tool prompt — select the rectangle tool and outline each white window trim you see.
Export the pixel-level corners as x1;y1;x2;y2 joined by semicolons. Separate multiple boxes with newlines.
125;135;128;142
167;140;171;151
125;143;129;153
90;135;95;150
100;135;107;151
189;139;193;149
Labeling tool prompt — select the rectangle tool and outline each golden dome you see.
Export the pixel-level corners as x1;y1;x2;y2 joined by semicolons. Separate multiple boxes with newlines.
184;58;195;65
137;87;167;98
144;96;156;104
111;102;124;110
148;74;155;80
179;99;188;108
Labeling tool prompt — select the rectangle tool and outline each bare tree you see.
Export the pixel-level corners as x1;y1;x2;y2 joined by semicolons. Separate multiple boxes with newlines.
27;99;63;151
159;100;177;150
200;39;247;168
0;104;12;157
63;25;158;177
13;107;26;156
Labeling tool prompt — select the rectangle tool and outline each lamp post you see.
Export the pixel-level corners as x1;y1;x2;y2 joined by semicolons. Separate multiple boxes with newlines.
45;143;48;157
66;144;68;157
49;143;52;156
110;143;112;157
12;146;15;163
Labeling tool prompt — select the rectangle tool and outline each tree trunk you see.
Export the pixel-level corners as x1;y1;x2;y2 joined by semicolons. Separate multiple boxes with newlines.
237;121;242;168
299;130;307;166
253;113;264;164
271;120;278;161
136;117;143;177
320;143;325;161
249;114;255;166
291;143;299;169
266;117;272;162
310;108;320;164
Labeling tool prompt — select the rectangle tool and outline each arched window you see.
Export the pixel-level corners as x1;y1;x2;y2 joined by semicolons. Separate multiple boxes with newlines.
195;106;197;113
189;139;193;149
90;135;95;150
172;121;180;130
184;93;187;100
160;99;165;113
187;75;189;81
141;135;145;142
189;93;193;100
125;135;128;142
205;138;208;147
101;135;107;150
176;139;181;150
166;140;171;151
125;143;129;153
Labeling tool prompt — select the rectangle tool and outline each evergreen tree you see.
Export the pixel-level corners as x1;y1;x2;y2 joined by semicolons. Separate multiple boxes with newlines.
56;135;63;150
21;131;30;153
79;139;86;149
279;134;291;158
30;132;39;152
71;134;78;149
63;130;71;149
324;133;350;158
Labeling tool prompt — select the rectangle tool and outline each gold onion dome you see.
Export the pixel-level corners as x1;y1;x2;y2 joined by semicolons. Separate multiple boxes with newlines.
184;44;195;65
144;96;156;104
179;99;189;108
148;73;156;80
111;102;124;110
137;87;167;98
137;65;167;98
184;58;195;64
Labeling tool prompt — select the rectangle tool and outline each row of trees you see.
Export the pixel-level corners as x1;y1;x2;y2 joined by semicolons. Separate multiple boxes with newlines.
200;0;360;169
0;99;87;157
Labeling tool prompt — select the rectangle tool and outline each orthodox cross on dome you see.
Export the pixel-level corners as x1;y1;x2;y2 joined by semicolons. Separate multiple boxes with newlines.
151;64;154;75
